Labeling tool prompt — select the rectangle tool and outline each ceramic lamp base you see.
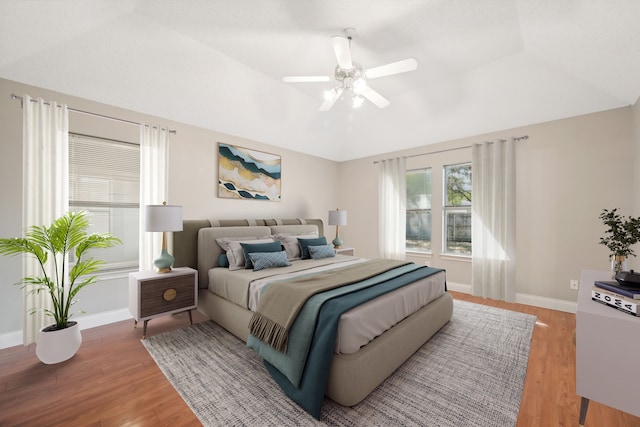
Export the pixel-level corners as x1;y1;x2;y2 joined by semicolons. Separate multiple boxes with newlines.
154;249;175;273
332;235;343;249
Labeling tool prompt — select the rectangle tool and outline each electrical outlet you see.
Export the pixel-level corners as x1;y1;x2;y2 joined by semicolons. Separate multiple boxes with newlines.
570;279;579;290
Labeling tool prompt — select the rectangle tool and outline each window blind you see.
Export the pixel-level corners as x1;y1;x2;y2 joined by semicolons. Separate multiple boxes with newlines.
69;133;140;271
69;134;139;207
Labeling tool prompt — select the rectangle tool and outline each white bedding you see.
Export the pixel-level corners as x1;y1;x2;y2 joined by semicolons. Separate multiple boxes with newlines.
208;257;446;354
335;270;445;354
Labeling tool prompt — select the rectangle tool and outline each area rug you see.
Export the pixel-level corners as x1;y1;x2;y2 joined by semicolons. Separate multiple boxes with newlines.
142;300;536;426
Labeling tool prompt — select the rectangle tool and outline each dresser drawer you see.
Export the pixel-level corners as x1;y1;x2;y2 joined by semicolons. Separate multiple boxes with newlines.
139;273;196;318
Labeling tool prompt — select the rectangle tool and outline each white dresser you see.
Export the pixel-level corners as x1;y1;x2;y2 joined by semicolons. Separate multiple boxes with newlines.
576;269;640;425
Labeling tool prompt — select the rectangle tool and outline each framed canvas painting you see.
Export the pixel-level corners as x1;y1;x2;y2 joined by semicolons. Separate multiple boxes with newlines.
218;143;281;201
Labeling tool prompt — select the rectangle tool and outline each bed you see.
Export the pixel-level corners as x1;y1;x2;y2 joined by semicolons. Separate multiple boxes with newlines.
173;218;453;417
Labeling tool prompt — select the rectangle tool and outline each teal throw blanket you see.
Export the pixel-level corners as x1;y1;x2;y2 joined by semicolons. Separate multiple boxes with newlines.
247;263;423;387
263;265;445;419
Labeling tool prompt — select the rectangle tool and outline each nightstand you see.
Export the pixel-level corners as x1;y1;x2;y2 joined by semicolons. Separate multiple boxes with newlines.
334;247;355;256
128;267;198;338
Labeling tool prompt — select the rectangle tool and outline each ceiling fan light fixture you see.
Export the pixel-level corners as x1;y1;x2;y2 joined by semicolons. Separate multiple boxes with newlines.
283;28;418;112
352;77;367;95
324;88;338;101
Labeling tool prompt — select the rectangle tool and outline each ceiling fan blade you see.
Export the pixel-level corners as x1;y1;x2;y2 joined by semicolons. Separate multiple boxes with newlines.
331;36;353;70
361;85;390;109
365;58;418;79
319;88;343;112
283;76;331;83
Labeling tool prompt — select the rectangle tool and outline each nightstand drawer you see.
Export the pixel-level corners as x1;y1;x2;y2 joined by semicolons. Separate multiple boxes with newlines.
139;273;195;318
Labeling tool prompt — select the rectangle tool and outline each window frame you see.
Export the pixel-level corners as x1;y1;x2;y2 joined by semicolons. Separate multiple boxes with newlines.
405;167;432;253
442;162;472;256
68;133;140;275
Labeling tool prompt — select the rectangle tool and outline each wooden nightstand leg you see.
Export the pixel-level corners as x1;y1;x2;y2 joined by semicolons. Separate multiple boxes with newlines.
188;309;193;325
142;319;149;339
133;319;138;328
579;396;589;427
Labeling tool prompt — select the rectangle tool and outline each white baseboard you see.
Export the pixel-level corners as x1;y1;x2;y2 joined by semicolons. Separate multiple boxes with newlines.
0;308;132;350
0;330;22;350
75;308;132;330
447;282;577;314
447;282;471;293
515;293;577;314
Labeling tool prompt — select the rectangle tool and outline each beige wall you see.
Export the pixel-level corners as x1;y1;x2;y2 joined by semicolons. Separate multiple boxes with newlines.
339;107;634;307
0;77;339;338
1;74;638;340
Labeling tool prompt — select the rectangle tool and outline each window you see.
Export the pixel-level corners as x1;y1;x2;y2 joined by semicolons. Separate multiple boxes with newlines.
406;168;432;252
69;134;140;272
443;163;472;255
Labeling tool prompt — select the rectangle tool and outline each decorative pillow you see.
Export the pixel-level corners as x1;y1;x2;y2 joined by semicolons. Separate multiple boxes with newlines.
215;238;273;270
248;250;291;271
217;253;229;268
274;233;319;260
308;244;336;260
298;236;327;259
241;240;283;269
215;236;271;251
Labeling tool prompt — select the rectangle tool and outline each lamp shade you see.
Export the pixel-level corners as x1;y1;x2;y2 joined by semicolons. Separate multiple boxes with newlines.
144;204;183;232
328;209;347;226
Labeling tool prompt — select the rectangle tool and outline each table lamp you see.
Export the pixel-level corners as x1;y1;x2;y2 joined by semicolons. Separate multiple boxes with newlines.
145;202;183;273
328;209;347;248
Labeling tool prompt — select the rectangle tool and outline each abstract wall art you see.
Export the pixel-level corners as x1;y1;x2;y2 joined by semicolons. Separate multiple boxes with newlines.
217;143;281;201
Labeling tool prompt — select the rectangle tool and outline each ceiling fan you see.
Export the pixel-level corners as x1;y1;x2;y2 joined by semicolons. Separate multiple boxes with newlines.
283;28;418;111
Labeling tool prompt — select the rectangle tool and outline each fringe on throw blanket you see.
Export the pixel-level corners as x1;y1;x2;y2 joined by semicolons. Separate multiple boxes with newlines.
249;312;289;353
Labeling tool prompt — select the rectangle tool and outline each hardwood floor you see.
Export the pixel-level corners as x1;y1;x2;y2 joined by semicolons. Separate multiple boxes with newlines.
1;294;639;426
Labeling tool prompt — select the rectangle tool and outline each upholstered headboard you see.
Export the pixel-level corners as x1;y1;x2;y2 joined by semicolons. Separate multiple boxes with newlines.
173;218;324;287
173;219;211;270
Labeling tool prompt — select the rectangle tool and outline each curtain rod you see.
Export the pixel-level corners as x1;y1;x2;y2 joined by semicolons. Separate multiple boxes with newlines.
10;94;177;134
373;135;528;164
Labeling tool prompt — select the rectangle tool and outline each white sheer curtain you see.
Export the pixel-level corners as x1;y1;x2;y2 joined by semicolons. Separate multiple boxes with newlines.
22;95;69;344
139;126;170;271
377;157;406;260
471;139;516;301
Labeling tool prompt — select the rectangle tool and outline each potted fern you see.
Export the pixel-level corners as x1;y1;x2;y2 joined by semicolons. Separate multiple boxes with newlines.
0;211;121;364
598;208;640;276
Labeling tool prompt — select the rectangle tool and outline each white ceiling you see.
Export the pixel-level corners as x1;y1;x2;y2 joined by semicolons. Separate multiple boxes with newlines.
1;0;639;161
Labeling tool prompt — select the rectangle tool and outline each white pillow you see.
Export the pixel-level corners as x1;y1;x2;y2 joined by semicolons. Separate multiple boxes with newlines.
216;237;274;270
273;233;318;260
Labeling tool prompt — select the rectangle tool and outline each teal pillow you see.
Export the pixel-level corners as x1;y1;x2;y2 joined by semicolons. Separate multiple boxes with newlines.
241;240;282;269
217;253;229;268
298;236;327;259
248;250;291;271
308;244;335;260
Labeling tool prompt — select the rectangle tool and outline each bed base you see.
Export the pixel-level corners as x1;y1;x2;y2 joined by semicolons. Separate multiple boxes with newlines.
198;288;453;407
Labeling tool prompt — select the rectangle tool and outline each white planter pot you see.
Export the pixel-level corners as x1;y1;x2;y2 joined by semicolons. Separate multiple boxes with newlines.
36;321;82;364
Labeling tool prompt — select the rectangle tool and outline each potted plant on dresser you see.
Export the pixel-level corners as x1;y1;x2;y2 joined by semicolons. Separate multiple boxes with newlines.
0;211;121;364
599;208;640;276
